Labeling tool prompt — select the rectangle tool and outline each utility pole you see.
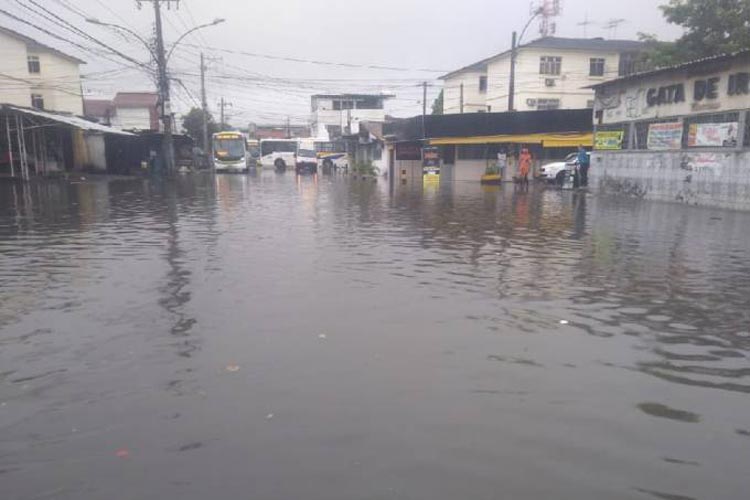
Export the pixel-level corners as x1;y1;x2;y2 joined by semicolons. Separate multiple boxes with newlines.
145;0;177;175
286;116;291;138
460;82;464;114
220;97;225;131
200;52;208;152
422;81;428;139
508;31;517;112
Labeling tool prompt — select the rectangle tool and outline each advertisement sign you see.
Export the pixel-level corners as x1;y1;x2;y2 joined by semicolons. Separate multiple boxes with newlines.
647;122;683;150
422;147;441;176
595;131;624;150
688;122;739;147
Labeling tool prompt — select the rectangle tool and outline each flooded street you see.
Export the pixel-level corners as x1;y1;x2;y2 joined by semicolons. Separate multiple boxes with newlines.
1;173;750;500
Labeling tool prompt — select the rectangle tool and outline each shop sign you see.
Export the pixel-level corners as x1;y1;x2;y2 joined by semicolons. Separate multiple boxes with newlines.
647;122;683;150
396;143;422;161
688;122;740;147
595;131;624;150
422;147;440;176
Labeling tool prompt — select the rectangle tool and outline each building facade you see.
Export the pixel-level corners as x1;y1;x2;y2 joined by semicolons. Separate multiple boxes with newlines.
0;26;84;115
441;37;645;114
591;50;750;210
311;94;392;139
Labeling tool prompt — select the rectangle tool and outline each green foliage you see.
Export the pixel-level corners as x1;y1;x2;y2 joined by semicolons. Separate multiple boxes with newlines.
431;89;444;115
352;161;380;176
645;0;750;66
181;108;219;150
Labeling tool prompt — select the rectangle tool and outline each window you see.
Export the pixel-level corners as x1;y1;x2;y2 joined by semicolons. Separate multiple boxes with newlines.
590;58;605;77
479;76;488;93
536;98;560;110
27;55;40;74
619;52;640;76
31;93;44;110
539;56;562;75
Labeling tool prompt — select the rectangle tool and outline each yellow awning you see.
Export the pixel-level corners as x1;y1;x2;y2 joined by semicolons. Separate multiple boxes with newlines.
429;132;593;147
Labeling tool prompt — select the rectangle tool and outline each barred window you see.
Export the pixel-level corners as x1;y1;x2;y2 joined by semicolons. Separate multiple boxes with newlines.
539;56;562;75
634;118;681;150
683;111;741;148
590;58;605;77
595;123;630;150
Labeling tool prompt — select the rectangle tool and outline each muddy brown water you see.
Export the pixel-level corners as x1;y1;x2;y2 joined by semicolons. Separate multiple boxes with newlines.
1;173;749;500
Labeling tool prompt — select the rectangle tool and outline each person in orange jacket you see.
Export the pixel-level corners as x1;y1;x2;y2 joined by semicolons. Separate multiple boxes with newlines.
518;146;532;189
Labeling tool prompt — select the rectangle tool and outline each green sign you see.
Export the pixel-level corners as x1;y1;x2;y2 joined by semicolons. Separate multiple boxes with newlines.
595;131;624;150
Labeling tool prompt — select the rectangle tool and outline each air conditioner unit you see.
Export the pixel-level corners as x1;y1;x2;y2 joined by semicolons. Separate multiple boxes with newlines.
526;99;537;107
545;78;557;87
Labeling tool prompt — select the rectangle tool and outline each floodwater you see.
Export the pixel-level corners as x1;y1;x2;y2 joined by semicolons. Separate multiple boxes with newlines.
1;173;749;500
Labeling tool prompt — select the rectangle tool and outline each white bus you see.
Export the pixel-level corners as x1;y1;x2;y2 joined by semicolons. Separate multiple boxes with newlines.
212;131;248;172
259;139;298;170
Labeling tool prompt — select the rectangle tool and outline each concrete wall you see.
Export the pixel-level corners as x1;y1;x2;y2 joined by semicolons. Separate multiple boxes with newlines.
0;31;32;107
591;150;750;211
487;48;622;112
0;30;83;115
443;71;489;114
112;107;152;131
84;134;107;171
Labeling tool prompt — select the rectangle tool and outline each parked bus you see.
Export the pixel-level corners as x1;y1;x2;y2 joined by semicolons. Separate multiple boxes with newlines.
315;141;349;171
259;139;298;170
212;131;248;172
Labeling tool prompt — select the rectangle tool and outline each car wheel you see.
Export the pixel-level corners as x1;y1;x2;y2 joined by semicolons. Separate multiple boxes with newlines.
555;170;566;187
275;159;286;171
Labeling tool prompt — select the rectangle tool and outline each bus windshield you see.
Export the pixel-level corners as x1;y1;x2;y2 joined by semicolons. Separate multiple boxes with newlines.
214;138;245;160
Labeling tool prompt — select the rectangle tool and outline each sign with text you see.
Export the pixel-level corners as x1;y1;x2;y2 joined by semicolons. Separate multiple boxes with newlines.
595;131;624;150
647;122;683;150
422;147;441;176
688;122;740;147
396;143;422;161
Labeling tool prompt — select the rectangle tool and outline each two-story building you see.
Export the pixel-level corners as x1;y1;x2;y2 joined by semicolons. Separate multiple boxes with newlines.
311;93;393;139
440;37;646;114
0;25;84;115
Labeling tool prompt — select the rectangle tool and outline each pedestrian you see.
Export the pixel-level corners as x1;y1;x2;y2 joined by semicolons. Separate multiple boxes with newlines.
518;146;532;190
577;144;590;188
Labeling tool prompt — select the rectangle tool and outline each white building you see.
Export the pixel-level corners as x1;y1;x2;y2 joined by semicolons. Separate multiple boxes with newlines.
0;26;84;115
311;94;392;138
441;37;646;114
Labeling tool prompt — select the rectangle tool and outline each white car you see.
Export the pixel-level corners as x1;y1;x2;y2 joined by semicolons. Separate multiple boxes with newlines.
539;152;589;184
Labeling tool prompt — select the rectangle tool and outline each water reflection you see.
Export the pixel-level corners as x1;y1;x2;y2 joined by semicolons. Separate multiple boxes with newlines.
1;174;750;500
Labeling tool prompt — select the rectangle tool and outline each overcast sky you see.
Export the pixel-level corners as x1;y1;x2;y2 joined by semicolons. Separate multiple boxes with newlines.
2;0;683;126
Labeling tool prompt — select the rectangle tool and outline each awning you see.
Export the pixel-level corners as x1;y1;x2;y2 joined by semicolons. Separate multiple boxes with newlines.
3;105;134;136
429;132;593;147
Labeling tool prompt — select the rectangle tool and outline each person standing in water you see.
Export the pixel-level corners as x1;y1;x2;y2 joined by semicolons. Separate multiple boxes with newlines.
518;147;532;190
577;145;590;188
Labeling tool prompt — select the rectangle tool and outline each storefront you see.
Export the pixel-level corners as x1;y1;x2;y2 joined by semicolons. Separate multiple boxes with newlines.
385;109;593;184
590;50;750;210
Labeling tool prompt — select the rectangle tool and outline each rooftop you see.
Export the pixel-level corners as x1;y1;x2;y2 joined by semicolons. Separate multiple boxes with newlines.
113;92;159;108
0;25;86;64
588;49;750;89
440;36;647;79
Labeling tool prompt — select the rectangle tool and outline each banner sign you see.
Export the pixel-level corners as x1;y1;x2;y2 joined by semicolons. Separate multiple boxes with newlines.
396;143;422;161
422;147;441;176
688;122;740;147
647;122;683;150
594;131;624;150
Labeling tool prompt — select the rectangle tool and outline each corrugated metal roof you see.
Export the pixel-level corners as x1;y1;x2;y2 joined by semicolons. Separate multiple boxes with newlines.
113;92;159;108
3;105;134;136
588;49;750;89
440;36;647;80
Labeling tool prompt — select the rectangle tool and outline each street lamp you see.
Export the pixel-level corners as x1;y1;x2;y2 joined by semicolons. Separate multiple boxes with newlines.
508;7;544;112
166;19;225;63
86;16;224;176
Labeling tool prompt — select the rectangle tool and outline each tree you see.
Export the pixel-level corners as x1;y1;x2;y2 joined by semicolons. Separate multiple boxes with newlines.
181;107;219;150
645;0;750;66
431;89;444;115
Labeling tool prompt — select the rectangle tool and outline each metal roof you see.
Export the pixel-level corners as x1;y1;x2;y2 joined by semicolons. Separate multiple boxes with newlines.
3;105;134;136
440;37;647;80
0;25;86;65
113;92;159;108
587;49;750;89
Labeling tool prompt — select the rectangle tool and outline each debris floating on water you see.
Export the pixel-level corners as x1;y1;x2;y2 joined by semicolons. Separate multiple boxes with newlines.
225;364;240;373
559;320;569;325
115;448;130;459
266;413;274;420
318;334;327;340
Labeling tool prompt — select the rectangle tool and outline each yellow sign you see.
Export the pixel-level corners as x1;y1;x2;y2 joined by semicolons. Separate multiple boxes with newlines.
595;131;624;150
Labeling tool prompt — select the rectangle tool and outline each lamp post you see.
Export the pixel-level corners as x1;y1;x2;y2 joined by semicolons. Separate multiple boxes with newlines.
86;16;224;175
508;8;543;112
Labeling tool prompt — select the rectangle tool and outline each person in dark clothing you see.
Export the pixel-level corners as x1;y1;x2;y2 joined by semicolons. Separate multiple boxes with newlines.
577;145;590;188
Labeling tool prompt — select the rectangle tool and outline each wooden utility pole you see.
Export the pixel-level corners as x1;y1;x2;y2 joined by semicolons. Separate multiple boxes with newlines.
200;52;208;151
